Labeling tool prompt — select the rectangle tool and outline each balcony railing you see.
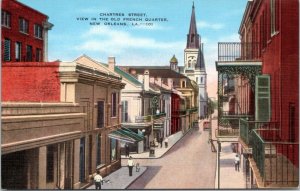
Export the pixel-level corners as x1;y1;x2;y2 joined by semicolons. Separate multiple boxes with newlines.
153;112;166;120
135;115;151;123
218;42;261;62
188;107;198;113
240;120;280;145
251;130;299;186
217;115;252;137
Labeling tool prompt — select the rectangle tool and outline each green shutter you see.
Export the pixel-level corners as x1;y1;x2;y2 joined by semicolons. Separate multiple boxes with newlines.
255;75;271;121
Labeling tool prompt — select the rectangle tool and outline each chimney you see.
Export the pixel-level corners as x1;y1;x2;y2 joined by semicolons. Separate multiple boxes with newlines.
144;70;149;91
156;77;162;86
150;77;155;83
167;78;173;89
108;56;115;71
137;74;144;83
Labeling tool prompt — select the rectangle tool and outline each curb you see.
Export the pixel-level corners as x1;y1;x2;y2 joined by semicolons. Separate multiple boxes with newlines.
121;125;198;160
125;166;148;189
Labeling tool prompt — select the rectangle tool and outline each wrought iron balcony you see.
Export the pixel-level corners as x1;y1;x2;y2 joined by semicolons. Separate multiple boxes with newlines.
218;42;261;62
250;129;299;187
135;115;152;123
216;115;252;137
188;107;198;113
240;120;280;145
153;112;166;120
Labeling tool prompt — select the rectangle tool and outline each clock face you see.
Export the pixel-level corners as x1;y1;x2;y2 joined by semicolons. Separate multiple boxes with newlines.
187;56;196;68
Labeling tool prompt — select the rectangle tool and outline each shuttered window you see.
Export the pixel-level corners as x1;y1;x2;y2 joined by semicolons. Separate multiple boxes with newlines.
15;42;21;61
122;101;128;122
4;38;11;61
111;93;117;117
255;75;271;121
97;101;104;128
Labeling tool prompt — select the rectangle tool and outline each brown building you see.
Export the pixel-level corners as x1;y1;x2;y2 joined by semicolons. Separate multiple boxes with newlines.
1;55;126;189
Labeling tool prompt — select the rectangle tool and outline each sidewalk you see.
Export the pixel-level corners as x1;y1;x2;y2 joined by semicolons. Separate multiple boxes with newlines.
121;121;201;159
86;166;147;189
214;142;246;189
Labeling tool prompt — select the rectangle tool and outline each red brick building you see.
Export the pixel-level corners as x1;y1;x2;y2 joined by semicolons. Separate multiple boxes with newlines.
216;0;298;188
1;0;53;62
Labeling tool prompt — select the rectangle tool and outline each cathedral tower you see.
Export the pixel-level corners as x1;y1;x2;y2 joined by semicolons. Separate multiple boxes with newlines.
183;2;207;119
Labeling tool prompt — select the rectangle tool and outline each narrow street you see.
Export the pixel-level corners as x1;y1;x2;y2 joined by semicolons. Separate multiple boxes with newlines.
122;128;216;189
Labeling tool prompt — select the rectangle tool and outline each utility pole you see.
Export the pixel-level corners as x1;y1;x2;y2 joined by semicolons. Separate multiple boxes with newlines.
217;141;221;189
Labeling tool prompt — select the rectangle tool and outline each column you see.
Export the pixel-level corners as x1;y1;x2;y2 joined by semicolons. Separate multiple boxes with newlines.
38;146;47;189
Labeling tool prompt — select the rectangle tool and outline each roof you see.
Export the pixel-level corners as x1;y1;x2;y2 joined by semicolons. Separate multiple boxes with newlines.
170;55;178;63
124;66;189;79
74;55;121;78
195;44;206;70
114;66;143;86
187;2;199;49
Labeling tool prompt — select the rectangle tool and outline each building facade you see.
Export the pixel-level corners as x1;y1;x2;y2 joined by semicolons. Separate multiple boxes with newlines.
215;0;299;188
1;0;53;62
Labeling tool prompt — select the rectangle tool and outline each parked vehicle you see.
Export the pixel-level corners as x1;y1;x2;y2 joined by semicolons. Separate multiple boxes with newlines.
203;121;210;130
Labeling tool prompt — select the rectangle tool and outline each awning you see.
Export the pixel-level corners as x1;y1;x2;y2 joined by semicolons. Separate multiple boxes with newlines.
108;127;144;144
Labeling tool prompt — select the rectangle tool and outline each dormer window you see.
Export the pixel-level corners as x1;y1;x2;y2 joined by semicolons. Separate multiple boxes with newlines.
182;80;186;88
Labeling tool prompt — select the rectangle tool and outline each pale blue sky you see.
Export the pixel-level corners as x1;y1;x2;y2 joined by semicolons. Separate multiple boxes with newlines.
19;0;248;97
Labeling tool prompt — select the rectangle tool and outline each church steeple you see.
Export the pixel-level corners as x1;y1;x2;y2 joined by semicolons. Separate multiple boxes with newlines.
186;2;199;49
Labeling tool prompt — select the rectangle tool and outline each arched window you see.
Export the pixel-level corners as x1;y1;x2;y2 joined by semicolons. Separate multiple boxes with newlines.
182;81;186;88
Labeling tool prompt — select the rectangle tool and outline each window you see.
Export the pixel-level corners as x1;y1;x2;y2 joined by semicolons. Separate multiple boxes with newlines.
96;134;101;167
270;0;278;36
196;77;198;83
26;45;32;61
122;101;128;122
110;139;117;161
19;18;29;34
36;48;42;62
4;38;11;61
1;11;10;27
111;93;117;117
34;24;43;39
191;34;194;43
97;101;104;128
289;103;295;142
15;42;21;61
181;80;186;88
201;77;203;83
79;138;86;182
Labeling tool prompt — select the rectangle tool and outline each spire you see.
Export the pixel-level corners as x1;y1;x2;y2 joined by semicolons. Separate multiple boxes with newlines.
186;2;199;49
195;43;205;70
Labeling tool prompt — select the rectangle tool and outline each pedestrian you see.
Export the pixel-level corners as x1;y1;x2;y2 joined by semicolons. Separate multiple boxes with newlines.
164;137;168;148
94;170;103;190
159;137;163;148
125;143;129;157
127;156;135;176
234;154;240;172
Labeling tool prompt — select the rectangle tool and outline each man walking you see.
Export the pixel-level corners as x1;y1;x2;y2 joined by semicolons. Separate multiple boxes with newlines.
127;156;135;176
234;154;240;172
94;171;103;190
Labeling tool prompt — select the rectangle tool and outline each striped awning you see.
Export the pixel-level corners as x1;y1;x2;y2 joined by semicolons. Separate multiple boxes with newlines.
108;127;144;143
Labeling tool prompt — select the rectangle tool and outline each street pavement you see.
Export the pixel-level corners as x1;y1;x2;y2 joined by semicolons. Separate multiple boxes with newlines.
87;115;246;189
86;166;147;189
124;123;217;189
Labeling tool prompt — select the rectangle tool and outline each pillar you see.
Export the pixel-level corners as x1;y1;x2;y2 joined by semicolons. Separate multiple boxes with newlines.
38;146;47;189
